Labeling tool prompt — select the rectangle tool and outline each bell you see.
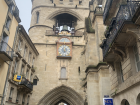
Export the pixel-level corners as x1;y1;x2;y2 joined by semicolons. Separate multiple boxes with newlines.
61;25;69;31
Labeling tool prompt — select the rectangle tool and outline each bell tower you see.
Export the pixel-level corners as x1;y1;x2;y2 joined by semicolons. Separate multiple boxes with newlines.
29;0;91;105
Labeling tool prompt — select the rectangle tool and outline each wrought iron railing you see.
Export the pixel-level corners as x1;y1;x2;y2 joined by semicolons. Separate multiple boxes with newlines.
102;1;140;58
46;30;83;36
0;40;14;59
103;0;113;23
20;77;33;90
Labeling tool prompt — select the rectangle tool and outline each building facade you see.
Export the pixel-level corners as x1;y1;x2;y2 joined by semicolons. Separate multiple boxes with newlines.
5;25;39;105
28;0;110;105
101;0;140;105
0;0;21;104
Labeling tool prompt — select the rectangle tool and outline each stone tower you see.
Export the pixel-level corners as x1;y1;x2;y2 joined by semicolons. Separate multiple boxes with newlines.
28;0;110;105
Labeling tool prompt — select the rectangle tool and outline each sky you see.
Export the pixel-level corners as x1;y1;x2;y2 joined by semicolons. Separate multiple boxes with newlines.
15;0;32;33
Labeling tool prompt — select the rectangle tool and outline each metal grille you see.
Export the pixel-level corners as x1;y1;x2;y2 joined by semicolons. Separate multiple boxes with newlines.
102;1;140;58
20;77;33;90
103;0;113;23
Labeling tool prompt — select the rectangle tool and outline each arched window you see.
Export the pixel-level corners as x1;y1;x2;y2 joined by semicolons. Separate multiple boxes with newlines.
60;67;66;79
36;12;39;24
121;99;130;105
125;100;130;105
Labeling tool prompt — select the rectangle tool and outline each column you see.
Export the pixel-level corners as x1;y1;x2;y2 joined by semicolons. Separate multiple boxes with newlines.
87;70;100;105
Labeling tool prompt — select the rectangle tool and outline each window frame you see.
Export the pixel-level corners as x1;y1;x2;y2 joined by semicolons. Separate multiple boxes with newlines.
23;46;27;58
28;52;32;63
36;12;39;24
5;16;12;31
20;65;24;75
13;60;18;74
9;87;14;99
60;67;67;79
133;43;140;72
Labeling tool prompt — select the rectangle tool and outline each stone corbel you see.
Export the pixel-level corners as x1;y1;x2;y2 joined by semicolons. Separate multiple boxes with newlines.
126;28;140;41
112;50;123;61
114;46;126;58
107;62;115;71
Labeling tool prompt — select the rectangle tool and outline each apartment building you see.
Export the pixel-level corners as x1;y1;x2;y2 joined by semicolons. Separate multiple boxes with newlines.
6;25;39;105
0;0;21;104
101;0;140;105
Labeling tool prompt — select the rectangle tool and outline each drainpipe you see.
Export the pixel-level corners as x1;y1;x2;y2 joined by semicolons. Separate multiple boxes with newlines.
1;26;19;105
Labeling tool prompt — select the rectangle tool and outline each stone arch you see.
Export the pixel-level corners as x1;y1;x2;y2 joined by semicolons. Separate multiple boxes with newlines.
121;99;130;105
47;9;83;21
126;28;140;41
38;85;84;105
136;93;140;105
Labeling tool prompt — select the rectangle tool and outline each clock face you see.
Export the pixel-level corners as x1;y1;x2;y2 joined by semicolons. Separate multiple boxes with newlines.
58;45;70;56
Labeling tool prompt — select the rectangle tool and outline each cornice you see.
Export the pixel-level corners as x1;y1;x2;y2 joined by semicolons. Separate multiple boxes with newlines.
28;25;53;32
85;62;108;73
31;5;89;13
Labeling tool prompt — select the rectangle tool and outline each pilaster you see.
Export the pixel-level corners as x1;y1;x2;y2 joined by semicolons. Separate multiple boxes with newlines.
85;63;110;105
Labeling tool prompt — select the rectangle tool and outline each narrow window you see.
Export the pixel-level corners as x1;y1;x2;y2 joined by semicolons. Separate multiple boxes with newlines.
36;12;39;24
134;44;140;71
18;40;22;50
32;58;35;67
20;65;24;75
9;5;14;14
23;46;27;58
30;73;33;81
78;67;80;75
1;33;9;52
6;16;11;31
60;67;66;79
28;52;31;63
33;79;37;85
27;96;30;105
13;60;18;74
22;95;25;105
9;87;14;101
16;92;19;103
26;70;29;79
79;0;82;4
120;63;124;82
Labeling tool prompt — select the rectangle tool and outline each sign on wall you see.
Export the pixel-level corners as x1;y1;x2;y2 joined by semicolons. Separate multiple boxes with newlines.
13;75;22;82
103;98;113;105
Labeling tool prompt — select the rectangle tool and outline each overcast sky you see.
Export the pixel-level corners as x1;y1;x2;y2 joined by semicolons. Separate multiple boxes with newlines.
15;0;32;33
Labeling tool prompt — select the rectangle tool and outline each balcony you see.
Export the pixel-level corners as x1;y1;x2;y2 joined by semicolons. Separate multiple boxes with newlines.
103;0;113;25
18;77;33;93
0;41;14;61
101;1;140;60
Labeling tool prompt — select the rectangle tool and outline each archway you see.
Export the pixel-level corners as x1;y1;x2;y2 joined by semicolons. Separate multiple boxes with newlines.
121;99;130;105
38;85;84;105
136;93;140;105
47;9;83;21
